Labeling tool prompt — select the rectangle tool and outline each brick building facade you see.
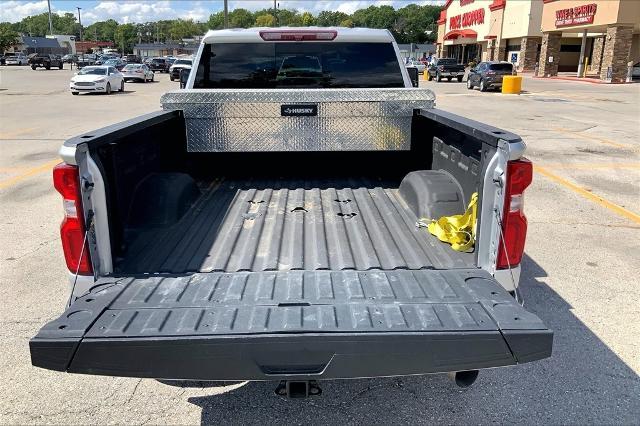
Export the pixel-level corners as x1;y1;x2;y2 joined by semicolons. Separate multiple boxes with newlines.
539;0;639;83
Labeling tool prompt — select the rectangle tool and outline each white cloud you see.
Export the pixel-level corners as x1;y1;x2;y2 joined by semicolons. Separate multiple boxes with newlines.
0;1;48;23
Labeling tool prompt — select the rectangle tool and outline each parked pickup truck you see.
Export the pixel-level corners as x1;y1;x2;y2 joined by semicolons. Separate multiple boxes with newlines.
427;58;466;82
29;53;63;70
30;28;552;398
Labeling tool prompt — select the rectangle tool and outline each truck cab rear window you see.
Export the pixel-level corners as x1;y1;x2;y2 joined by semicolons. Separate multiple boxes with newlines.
194;42;405;88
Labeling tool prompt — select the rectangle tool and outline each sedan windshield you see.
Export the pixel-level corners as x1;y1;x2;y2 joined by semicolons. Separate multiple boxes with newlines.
78;67;106;75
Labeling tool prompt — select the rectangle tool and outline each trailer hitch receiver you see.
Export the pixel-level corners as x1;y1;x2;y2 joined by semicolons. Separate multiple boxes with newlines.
275;380;322;398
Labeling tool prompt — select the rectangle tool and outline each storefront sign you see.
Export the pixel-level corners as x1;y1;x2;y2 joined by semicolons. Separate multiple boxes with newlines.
555;4;597;28
450;8;485;30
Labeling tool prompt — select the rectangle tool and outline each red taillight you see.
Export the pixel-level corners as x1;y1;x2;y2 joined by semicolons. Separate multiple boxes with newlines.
496;158;533;269
259;30;337;41
53;163;92;275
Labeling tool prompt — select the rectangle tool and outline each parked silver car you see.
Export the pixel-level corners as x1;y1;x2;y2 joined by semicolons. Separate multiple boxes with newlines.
121;63;154;82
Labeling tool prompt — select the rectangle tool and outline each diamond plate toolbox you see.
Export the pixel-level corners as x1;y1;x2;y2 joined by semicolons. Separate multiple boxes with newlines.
161;88;436;152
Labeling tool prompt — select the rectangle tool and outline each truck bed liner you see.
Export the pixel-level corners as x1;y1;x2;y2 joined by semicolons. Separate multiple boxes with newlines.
117;178;474;274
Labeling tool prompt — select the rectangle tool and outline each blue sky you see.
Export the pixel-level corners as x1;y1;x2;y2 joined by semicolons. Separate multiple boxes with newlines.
1;1;442;24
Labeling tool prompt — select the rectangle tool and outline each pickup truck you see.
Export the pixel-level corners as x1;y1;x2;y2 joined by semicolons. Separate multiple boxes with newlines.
30;28;552;398
29;53;63;70
427;58;466;82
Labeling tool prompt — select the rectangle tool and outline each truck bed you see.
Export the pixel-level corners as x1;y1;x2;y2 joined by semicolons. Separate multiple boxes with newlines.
117;177;474;274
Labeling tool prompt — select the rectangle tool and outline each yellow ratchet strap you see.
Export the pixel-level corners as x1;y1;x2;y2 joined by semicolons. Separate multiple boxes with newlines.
425;192;478;252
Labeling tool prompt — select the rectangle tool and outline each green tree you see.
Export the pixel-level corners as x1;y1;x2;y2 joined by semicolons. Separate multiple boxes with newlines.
315;11;349;26
14;13;50;36
207;12;224;30
229;8;254;28
352;5;396;29
301;12;315;26
339;19;354;28
115;23;137;53
255;13;276;27
0;23;19;52
276;9;301;26
169;19;200;41
83;19;119;42
396;4;440;43
12;12;78;37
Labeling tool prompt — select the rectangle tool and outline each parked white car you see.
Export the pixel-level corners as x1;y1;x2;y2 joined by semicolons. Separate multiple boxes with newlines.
405;59;426;74
121;63;155;82
5;53;28;65
70;66;124;95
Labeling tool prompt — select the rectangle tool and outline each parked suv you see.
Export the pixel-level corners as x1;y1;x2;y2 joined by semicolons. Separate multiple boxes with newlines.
148;57;170;73
467;61;514;92
29;53;63;70
125;54;142;64
4;52;28;65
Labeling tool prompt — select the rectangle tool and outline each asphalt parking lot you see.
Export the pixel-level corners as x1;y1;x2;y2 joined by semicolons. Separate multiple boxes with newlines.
0;65;638;424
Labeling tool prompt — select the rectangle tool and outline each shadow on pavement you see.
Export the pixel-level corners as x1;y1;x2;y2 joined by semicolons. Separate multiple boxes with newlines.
183;254;639;424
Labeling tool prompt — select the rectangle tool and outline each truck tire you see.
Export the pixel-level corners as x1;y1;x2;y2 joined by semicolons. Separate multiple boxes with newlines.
120;80;125;92
436;73;442;82
45;64;50;70
457;76;463;82
447;77;452;81
71;91;79;95
427;73;432;81
170;75;175;81
105;83;111;95
479;79;487;92
31;65;36;70
58;63;63;69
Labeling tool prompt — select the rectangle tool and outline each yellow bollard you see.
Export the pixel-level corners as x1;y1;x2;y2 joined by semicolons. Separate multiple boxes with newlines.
583;57;589;77
502;75;522;94
422;70;428;81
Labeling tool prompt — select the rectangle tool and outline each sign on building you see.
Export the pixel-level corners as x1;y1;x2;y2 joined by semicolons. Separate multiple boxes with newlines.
555;4;597;28
449;8;485;30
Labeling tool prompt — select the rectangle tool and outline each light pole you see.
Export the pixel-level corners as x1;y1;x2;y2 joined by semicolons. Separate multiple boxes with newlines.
47;0;53;35
274;0;278;26
76;7;83;41
224;0;228;28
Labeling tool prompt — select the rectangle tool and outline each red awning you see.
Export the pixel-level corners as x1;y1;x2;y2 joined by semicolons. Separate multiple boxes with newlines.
443;29;478;41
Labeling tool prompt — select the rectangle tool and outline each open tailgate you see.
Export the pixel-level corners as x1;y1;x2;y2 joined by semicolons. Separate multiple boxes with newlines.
31;269;552;380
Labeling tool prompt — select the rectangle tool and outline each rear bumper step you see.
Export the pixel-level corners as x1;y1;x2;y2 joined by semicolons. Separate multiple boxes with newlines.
30;269;552;380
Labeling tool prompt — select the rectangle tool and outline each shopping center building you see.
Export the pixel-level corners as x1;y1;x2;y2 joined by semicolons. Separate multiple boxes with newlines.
539;0;639;83
436;0;639;82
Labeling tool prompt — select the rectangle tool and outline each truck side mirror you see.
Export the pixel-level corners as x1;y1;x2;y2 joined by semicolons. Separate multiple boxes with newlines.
179;69;190;89
406;67;419;87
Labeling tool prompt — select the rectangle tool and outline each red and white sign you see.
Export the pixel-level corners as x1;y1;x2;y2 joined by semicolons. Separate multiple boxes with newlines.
555;3;597;27
460;0;475;6
449;8;485;30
